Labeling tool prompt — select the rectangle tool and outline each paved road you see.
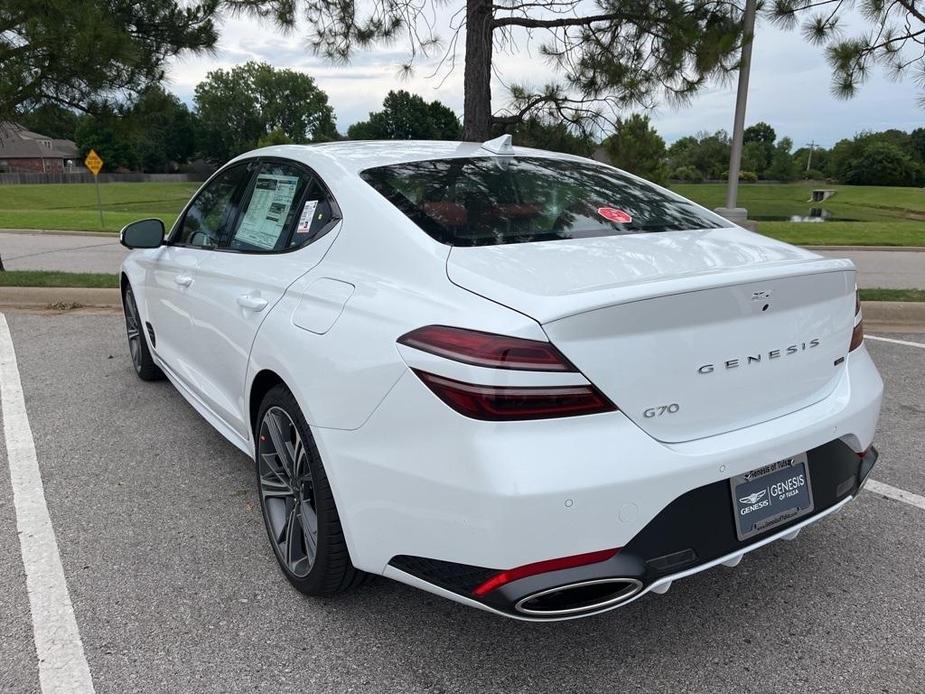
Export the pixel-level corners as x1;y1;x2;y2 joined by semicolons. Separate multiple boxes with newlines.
1;231;924;289
0;232;127;274
0;311;923;693
815;248;925;290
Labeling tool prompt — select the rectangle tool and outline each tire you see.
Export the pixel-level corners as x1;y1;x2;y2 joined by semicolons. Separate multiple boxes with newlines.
255;384;366;596
122;283;164;381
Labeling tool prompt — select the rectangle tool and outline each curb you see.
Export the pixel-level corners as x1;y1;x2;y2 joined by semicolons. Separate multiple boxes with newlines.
861;300;925;330
804;245;925;253
0;287;121;309
0;290;921;329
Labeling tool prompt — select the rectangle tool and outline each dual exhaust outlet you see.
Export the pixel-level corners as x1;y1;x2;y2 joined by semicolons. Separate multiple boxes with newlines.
513;577;643;618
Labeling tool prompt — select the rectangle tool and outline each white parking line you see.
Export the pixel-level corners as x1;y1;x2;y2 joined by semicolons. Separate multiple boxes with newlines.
866;480;925;511
0;315;95;694
866;335;925;349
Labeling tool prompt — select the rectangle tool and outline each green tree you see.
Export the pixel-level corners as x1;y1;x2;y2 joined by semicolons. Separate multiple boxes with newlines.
830;130;919;184
766;136;799;181
492;117;594;156
74;107;140;172
742;141;770;177
257;128;294;147
742;121;776;177
231;0;749;140
768;1;925;106
195;62;337;161
910;128;925;163
0;0;218;118
19;104;79;139
841;141;922;187
602;114;667;183
668;130;730;179
743;122;776;145
128;87;198;172
792;145;831;178
347;91;460;140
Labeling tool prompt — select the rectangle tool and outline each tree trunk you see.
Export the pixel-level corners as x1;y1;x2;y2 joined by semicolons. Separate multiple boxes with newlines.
462;0;493;141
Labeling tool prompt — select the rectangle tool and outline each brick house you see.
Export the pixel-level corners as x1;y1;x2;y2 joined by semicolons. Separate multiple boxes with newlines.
0;123;81;174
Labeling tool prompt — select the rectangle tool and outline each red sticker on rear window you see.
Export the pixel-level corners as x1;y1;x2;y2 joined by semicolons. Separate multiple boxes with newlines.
597;207;632;224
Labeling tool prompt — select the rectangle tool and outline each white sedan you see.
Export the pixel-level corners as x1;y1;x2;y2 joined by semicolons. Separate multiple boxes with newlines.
120;137;882;620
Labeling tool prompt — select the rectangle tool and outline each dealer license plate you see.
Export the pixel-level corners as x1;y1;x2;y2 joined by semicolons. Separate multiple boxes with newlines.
730;454;814;541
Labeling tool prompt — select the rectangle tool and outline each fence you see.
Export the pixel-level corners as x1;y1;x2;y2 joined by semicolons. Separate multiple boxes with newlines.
0;172;206;185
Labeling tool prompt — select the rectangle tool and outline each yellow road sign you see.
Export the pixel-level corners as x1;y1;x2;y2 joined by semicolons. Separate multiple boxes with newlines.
84;149;103;176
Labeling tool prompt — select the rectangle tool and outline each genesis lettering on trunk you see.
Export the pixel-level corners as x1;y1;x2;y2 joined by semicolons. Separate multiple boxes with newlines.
698;339;821;375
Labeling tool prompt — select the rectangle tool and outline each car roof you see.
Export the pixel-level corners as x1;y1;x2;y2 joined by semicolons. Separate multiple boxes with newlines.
227;140;590;179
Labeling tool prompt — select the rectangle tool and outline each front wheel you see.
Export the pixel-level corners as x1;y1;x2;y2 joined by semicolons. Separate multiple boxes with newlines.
122;284;163;381
256;385;366;596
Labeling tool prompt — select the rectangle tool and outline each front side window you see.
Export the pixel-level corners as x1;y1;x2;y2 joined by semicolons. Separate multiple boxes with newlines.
176;164;252;248
360;157;727;246
228;161;309;252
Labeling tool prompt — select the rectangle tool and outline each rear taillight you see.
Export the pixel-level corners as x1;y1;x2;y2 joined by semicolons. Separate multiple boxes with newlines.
399;325;616;420
472;548;621;596
850;288;863;352
849;320;864;352
398;325;577;371
413;370;616;421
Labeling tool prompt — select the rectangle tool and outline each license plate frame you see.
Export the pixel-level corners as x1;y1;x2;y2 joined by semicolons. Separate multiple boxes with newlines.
730;453;814;541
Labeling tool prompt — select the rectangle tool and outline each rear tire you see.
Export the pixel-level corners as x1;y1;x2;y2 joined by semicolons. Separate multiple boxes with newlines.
122;284;164;381
255;385;365;596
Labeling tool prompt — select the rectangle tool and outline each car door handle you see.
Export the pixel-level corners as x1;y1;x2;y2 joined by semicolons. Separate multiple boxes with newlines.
236;294;268;311
174;274;193;287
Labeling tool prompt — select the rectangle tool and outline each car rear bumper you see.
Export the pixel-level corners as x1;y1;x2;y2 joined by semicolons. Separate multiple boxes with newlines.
312;345;883;618
384;443;877;620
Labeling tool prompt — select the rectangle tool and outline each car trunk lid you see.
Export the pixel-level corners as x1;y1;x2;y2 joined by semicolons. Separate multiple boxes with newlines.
446;229;857;442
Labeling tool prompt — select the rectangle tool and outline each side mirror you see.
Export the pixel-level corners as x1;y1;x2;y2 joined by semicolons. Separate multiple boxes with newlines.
120;219;165;249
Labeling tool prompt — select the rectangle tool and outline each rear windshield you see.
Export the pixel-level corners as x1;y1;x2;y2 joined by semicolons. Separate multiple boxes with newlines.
360;156;726;246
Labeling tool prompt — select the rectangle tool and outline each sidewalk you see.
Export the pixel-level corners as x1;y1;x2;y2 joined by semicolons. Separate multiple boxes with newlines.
0;229;923;289
0;230;127;274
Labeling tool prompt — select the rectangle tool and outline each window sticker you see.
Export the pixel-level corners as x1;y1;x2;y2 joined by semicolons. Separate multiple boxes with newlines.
295;199;319;234
596;207;632;224
234;173;300;249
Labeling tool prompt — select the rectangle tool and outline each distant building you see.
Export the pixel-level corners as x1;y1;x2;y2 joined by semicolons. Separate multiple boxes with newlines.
0;123;80;174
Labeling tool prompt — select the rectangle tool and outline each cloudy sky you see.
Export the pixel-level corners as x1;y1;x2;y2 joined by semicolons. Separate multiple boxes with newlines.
165;6;922;147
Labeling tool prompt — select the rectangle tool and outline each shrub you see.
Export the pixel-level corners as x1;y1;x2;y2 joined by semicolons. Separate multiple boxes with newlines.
670;165;704;183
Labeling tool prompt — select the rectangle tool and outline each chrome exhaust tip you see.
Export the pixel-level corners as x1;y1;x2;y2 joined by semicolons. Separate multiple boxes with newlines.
513;578;643;617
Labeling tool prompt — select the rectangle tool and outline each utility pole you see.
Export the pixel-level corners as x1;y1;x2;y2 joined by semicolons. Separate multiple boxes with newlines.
805;141;816;173
716;0;757;226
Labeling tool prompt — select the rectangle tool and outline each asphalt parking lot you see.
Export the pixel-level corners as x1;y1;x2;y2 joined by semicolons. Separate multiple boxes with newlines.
1;311;923;694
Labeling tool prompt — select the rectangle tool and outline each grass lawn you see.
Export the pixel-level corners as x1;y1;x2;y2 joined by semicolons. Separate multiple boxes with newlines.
0;182;199;232
754;221;925;247
674;182;925;247
859;288;925;302
0;180;923;245
673;182;925;222
0;270;119;288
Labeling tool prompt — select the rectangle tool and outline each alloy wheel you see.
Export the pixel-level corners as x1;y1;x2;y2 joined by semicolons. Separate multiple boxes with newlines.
258;406;319;578
123;288;142;373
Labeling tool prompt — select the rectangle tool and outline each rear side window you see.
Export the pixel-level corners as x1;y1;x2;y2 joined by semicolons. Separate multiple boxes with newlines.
360;157;726;246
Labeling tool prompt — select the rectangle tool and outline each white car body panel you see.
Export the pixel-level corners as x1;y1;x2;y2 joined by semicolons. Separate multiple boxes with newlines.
120;141;883;620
